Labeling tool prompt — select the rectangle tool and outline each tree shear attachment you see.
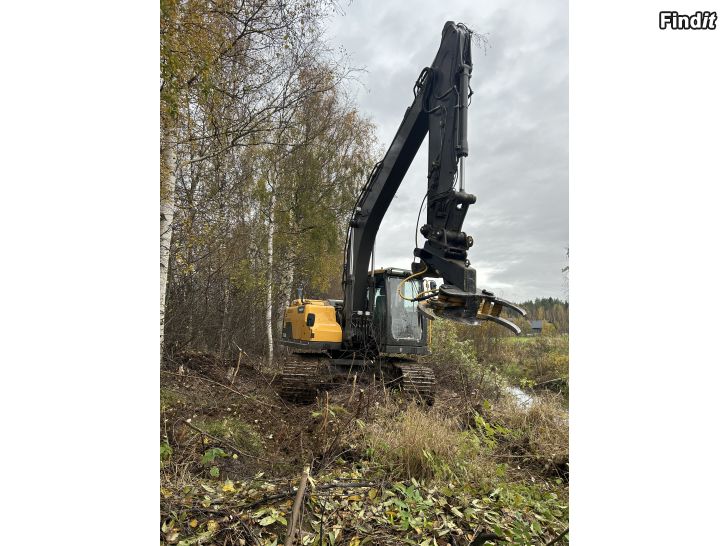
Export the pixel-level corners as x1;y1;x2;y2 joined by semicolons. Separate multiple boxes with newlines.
419;285;527;334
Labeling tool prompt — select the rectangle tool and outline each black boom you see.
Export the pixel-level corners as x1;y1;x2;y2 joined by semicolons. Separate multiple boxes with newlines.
341;22;523;343
341;22;475;340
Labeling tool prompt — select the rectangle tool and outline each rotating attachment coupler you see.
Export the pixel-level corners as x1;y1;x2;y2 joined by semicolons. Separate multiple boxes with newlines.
419;284;526;335
411;230;526;334
410;261;526;334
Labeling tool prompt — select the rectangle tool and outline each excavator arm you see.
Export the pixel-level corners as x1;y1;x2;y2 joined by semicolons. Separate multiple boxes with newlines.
341;22;524;343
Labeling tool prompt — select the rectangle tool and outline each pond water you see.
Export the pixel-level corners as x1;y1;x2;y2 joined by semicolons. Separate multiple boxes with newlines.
505;385;534;408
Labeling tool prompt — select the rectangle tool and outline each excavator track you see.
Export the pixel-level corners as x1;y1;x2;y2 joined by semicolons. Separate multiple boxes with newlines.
395;363;436;405
280;358;436;404
280;360;324;403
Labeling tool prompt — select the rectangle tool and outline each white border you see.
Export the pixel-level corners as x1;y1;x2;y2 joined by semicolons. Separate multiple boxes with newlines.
571;1;727;543
0;1;159;542
1;1;726;543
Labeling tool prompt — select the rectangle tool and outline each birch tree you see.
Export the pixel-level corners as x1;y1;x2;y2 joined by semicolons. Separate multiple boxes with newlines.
266;189;276;366
259;76;378;364
160;132;176;360
160;0;342;362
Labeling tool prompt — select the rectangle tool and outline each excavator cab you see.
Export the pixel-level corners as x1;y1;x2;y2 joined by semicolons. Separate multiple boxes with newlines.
369;268;430;356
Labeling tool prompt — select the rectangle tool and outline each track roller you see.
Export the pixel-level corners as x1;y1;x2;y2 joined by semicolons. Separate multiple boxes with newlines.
280;361;323;403
395;363;436;405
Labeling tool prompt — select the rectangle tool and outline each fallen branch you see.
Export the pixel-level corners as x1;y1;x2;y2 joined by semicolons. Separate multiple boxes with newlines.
534;377;567;388
231;347;245;386
181;419;266;461
470;530;506;544
284;465;310;546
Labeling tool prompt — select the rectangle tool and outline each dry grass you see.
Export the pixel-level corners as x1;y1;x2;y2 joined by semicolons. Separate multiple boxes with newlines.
491;392;569;476
361;390;569;484
364;403;483;482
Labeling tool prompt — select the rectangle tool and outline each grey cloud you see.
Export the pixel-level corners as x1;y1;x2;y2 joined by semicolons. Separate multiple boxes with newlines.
326;0;568;302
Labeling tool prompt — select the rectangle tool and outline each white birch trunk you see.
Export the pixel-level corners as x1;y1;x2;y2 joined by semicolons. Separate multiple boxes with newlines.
219;277;229;358
160;130;177;363
266;191;276;368
277;208;296;324
278;258;295;324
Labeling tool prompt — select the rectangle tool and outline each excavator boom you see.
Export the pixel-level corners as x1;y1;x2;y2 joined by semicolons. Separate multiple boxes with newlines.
341;22;524;342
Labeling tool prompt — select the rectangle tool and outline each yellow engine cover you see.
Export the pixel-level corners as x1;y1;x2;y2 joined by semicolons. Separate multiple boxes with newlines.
282;299;342;344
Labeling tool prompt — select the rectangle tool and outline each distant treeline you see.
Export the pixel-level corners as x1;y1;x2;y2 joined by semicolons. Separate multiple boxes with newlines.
518;297;569;333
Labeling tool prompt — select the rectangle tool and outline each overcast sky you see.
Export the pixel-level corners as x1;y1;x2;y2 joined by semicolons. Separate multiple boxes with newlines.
325;0;568;302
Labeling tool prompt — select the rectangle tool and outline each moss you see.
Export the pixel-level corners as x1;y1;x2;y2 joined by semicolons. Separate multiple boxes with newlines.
160;387;186;410
196;417;263;455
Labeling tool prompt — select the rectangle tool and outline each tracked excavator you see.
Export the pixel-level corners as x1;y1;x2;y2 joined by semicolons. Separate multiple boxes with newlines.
279;22;525;403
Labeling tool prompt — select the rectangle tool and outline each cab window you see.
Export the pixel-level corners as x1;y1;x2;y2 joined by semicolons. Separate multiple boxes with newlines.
388;277;423;341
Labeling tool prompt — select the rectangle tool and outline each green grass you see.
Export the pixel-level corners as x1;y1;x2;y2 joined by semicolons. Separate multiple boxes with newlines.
492;335;569;392
503;333;568;344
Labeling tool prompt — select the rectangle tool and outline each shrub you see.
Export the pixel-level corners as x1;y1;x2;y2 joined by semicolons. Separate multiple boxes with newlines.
426;320;507;399
496;336;569;394
160;440;173;461
490;393;569;475
428;320;478;371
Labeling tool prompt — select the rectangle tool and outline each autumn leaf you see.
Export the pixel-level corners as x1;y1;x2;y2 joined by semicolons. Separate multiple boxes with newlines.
164;527;179;544
259;515;277;526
